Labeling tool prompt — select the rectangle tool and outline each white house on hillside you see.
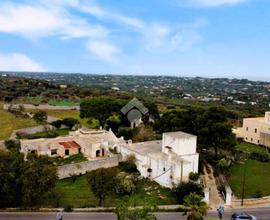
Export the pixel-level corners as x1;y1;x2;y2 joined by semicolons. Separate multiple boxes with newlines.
119;131;199;188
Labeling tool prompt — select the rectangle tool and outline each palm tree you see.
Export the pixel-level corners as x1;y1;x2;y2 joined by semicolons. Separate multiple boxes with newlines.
183;193;208;220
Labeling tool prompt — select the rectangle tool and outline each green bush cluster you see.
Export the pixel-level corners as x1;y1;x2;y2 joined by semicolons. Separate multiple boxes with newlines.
249;151;269;163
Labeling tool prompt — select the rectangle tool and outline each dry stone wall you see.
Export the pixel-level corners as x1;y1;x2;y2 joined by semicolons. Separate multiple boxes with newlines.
58;155;119;179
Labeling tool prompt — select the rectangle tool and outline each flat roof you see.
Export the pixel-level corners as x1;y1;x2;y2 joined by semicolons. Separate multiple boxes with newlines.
124;140;189;164
163;131;196;139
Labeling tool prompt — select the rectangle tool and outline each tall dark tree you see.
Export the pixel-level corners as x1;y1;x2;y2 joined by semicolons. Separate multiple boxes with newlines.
0;151;57;207
80;97;126;127
21;154;58;206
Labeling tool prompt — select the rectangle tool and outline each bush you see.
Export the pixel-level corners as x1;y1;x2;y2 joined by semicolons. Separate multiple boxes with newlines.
119;155;138;173
51;120;63;128
4;139;21;151
63;204;73;212
249;152;269;163
173;181;204;204
62;118;79;129
115;172;136;196
33;110;47;123
252;190;263;198
189;172;199;181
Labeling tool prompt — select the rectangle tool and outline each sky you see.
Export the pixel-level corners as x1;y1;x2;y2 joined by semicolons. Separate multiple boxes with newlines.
0;0;270;81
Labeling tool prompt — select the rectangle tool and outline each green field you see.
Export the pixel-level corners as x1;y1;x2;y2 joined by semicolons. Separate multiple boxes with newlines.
0;103;38;140
44;175;177;208
48;99;81;107
22;128;70;139
27;109;99;128
228;159;270;198
236;142;269;154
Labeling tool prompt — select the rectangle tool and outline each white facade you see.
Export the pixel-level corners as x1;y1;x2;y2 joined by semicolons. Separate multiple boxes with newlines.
119;131;199;188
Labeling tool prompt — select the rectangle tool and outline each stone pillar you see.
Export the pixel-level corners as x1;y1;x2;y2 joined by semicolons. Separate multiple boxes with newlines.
203;187;210;204
225;186;232;206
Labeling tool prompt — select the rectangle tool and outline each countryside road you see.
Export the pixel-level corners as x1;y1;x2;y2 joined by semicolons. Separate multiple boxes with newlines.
0;208;269;220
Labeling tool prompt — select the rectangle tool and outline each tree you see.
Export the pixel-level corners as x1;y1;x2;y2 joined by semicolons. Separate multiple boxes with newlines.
183;193;208;220
174;181;204;204
115;172;136;196
158;106;236;158
21;154;58;206
33;110;47;123
0;151;57;207
86;167;118;206
197;107;236;158
114;201;157;220
80;97;126;127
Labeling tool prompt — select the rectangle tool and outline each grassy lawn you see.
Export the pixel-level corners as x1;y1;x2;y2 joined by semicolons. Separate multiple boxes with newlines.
44;175;177;208
236;142;269;154
48;99;81;107
27;109;99;128
22;128;70;139
228;159;270;198
0;103;38;140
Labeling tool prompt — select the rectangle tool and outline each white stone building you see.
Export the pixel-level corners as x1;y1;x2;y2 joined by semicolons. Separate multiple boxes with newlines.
20;129;121;158
119;131;199;188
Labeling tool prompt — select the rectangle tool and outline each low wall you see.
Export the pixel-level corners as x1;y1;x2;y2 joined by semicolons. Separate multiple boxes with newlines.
58;156;119;179
10;125;56;139
3;104;80;110
232;196;270;208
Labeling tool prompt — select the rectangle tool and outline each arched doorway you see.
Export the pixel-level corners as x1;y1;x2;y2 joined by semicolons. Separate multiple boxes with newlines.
102;149;105;156
96;150;100;157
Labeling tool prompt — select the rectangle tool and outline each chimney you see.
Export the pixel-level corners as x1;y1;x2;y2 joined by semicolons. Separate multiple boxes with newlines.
265;112;270;123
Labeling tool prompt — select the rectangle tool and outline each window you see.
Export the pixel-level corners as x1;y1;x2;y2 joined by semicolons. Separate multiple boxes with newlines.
258;140;260;144
245;137;248;140
65;149;69;156
51;149;57;155
251;138;253;142
246;127;248;131
163;167;166;172
78;148;81;154
255;128;257;133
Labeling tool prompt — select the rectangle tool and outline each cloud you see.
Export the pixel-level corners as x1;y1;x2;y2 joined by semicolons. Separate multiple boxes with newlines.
86;41;120;61
0;53;44;72
180;0;247;7
0;2;108;39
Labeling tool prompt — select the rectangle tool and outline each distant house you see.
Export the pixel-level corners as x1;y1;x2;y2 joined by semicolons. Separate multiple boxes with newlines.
121;98;149;128
234;112;270;147
119;131;199;188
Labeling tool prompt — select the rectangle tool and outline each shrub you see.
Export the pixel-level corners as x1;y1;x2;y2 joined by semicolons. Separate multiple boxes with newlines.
63;204;73;212
252;190;263;198
249;152;269;162
173;181;204;204
115;172;136;196
189;172;199;181
4;139;21;151
33;110;47;123
119;155;138;173
62;118;79;129
51;120;63;128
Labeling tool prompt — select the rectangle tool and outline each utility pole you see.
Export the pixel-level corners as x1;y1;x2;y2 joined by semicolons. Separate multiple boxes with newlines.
241;160;247;206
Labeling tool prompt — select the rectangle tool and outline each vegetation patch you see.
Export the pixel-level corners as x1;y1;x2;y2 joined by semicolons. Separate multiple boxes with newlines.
0;103;38;140
54;153;88;166
228;159;270;198
44;174;177;208
21;129;70;139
